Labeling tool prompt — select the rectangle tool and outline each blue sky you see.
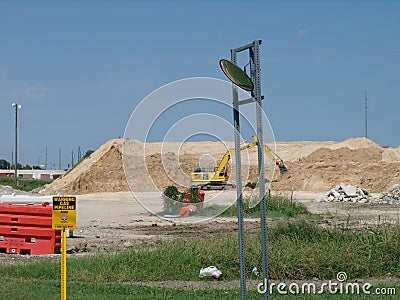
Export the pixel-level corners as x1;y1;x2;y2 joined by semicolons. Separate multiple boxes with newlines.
0;0;399;168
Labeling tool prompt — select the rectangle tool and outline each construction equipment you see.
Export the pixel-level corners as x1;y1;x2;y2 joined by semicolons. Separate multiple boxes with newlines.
263;144;288;177
191;136;288;190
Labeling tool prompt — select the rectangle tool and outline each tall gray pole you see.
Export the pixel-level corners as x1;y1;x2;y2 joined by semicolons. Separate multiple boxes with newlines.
59;148;62;170
250;40;269;300
12;103;21;186
14;105;18;185
364;90;368;138
45;147;48;170
231;49;247;300
225;40;269;299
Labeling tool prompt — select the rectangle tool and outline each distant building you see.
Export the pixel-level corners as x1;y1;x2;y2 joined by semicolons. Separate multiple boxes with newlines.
0;170;65;180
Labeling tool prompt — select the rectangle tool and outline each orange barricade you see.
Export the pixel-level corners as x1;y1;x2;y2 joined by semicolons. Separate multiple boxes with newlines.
0;203;61;255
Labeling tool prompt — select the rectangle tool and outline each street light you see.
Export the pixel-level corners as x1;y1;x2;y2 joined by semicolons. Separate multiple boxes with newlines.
12;103;21;186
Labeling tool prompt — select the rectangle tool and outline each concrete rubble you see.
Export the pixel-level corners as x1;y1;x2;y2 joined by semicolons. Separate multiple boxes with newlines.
376;184;400;205
316;183;400;205
0;185;31;196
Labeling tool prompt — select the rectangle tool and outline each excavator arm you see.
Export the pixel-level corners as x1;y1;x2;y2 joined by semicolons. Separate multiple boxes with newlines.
212;136;259;180
263;144;288;176
191;136;287;189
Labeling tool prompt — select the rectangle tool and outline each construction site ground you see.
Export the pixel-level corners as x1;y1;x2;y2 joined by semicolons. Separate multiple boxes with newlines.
1;137;400;291
67;191;400;254
25;136;400;254
2;190;399;267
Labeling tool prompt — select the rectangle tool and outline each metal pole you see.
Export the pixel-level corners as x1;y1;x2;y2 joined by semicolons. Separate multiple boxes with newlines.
61;228;67;300
231;48;247;300
14;104;18;186
251;40;269;300
45;147;48;170
59;148;62;170
365;90;368;138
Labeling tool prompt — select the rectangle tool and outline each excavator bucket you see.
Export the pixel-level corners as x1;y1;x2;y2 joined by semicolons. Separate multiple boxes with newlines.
279;165;288;176
278;164;289;179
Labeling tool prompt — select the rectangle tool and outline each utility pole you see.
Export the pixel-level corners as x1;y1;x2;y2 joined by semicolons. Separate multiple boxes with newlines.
12;103;21;186
59;148;62;170
364;90;368;138
45;147;48;170
78;146;82;162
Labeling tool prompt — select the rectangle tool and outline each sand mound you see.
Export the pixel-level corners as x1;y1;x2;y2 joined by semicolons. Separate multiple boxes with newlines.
274;137;381;163
337;137;381;149
272;146;400;193
40;137;400;195
39;139;129;195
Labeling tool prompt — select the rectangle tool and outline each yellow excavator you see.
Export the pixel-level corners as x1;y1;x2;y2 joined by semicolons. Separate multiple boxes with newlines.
190;136;288;190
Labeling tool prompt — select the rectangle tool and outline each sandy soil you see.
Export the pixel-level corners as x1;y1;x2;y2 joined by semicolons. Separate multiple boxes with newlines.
38;137;400;195
62;191;400;254
13;136;400;254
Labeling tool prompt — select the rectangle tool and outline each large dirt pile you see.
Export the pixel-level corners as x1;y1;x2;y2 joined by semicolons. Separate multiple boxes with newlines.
271;145;400;192
40;137;400;195
39;139;129;195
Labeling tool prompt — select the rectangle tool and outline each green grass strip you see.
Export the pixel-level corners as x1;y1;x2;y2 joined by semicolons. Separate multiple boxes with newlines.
1;222;399;282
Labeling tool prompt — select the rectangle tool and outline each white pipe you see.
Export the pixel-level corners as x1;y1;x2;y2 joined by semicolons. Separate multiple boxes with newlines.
0;195;53;204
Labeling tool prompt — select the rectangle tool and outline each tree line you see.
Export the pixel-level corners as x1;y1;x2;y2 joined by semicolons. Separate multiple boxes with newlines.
0;159;43;170
0;150;94;170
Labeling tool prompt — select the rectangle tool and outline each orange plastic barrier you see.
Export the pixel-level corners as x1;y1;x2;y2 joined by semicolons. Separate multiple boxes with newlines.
0;203;61;254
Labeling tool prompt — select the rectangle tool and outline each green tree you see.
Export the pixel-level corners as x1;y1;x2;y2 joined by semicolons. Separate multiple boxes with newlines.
0;159;10;169
83;150;94;159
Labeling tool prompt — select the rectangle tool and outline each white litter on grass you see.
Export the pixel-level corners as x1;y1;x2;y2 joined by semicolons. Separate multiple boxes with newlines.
199;266;222;279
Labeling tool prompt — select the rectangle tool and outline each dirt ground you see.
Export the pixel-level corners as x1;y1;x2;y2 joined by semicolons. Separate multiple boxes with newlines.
2;138;400;286
1;189;399;291
2;190;399;259
64;191;400;254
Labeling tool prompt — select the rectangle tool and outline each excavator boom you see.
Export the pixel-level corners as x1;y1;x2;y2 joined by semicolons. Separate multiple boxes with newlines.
191;136;287;190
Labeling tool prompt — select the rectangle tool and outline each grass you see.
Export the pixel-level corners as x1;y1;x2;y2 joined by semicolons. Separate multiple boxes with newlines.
224;196;310;218
0;278;261;300
0;177;51;191
0;221;399;299
199;195;319;220
1;222;399;282
0;278;398;300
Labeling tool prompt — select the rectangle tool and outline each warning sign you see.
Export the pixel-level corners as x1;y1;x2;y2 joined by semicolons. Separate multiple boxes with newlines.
52;196;76;230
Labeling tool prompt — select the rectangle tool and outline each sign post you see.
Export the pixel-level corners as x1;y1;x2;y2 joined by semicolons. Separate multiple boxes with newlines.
220;40;270;300
52;196;76;300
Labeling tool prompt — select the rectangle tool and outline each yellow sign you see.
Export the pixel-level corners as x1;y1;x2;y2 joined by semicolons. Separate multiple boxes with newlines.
52;196;76;230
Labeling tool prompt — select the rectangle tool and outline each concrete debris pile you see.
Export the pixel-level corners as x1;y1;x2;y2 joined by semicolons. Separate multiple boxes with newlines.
376;184;400;205
0;185;31;196
317;183;400;205
317;183;372;203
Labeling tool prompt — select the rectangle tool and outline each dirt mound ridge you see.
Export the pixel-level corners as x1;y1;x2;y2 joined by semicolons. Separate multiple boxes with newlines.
275;137;381;162
40;137;400;195
40;139;129;195
301;147;383;164
272;146;400;193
